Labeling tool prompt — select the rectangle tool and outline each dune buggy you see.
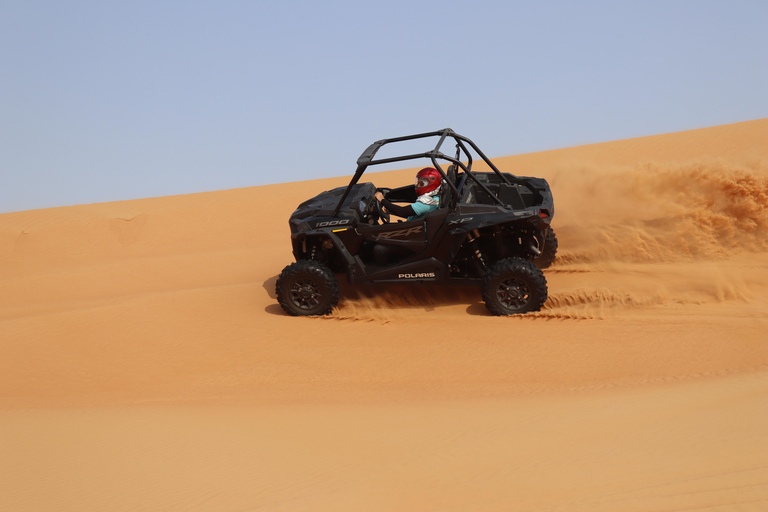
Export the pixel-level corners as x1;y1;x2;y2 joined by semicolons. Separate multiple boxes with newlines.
276;128;557;316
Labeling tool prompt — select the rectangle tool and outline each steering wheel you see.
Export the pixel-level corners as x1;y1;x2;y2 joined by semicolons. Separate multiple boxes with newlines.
375;188;391;224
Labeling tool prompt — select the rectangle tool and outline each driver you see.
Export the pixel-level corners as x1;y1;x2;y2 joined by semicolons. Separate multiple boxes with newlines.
374;167;443;221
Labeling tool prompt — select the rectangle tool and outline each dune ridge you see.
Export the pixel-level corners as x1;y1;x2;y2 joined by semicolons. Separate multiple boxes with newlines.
1;119;767;511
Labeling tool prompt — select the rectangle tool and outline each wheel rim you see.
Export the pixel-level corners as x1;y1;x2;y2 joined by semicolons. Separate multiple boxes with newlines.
289;278;323;310
496;277;531;312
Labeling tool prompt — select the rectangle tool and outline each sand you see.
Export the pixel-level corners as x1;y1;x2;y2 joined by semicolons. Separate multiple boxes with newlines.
1;119;767;511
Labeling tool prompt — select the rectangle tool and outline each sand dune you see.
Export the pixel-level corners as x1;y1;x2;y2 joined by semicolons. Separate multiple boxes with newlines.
1;119;767;511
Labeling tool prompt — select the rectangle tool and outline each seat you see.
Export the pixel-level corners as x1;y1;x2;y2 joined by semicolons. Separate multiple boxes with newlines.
440;165;457;209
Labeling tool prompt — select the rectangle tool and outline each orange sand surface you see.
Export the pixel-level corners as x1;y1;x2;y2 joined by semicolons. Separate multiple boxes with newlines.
1;119;767;511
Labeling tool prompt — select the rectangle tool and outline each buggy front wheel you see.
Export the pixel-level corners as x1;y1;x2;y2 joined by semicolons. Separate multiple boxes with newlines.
482;258;548;315
276;260;340;316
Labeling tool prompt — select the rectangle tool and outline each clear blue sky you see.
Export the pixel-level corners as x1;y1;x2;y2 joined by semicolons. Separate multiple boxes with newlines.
2;0;766;213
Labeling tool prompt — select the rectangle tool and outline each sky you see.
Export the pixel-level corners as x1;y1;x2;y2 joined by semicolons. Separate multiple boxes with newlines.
1;0;767;213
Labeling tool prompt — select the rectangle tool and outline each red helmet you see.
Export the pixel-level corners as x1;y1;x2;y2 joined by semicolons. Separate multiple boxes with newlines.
415;167;442;196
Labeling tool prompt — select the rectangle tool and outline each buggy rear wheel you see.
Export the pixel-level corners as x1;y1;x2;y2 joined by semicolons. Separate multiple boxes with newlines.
482;258;547;315
276;260;340;316
533;228;558;269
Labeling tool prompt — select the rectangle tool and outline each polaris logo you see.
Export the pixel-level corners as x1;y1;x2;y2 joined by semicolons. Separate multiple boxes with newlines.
398;272;436;279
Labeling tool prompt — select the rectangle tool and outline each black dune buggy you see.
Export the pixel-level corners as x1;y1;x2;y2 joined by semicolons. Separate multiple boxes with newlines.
276;128;557;316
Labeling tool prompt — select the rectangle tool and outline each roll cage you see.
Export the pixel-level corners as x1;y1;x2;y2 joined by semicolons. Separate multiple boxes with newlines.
331;128;519;216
